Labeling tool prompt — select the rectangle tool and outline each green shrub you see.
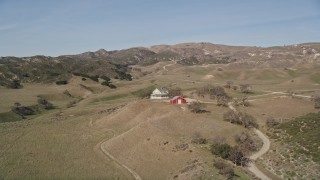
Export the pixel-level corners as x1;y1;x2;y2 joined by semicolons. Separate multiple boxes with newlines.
7;80;22;89
37;97;54;110
11;106;34;116
211;143;233;159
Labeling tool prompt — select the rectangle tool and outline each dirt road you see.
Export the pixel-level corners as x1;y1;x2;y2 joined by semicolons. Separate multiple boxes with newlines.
227;102;272;180
248;128;271;180
100;139;142;180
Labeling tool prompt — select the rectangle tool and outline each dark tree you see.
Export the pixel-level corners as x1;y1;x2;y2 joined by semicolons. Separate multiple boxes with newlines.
56;80;68;85
313;96;320;109
168;87;182;97
14;102;21;107
211;86;227;97
210;143;233;159
8;80;22;89
228;146;251;166
239;96;250;107
239;84;252;94
37;97;54;110
188;101;207;113
241;113;258;128
217;95;231;107
224;81;233;89
232;85;238;91
235;132;258;152
191;132;208;144
223;110;241;124
11;105;34;116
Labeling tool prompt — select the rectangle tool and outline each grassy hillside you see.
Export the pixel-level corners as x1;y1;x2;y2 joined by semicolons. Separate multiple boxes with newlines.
0;56;132;88
276;112;320;163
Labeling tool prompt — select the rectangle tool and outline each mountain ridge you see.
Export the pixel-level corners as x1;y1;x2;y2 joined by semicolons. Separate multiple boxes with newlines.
1;42;320;88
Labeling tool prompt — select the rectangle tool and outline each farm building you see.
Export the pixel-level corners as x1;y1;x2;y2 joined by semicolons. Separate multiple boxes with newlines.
170;96;187;104
150;87;169;99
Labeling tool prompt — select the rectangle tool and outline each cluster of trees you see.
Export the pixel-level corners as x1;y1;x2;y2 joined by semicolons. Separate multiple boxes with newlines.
11;102;34;117
210;132;260;179
233;96;250;107
188;101;207;113
73;72;100;82
114;69;132;81
235;132;259;152
223;110;258;128
11;97;55;118
190;132;259;179
73;72;117;89
224;81;252;94
210;138;251;167
167;87;182;97
196;85;231;106
101;81;117;89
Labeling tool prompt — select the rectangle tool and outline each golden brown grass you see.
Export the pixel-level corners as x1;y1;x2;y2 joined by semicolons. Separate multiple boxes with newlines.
1;63;320;179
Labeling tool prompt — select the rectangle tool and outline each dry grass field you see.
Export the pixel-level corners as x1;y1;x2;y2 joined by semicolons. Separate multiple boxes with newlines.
0;61;319;179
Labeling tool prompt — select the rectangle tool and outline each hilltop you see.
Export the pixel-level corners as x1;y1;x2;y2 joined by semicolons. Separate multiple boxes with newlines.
1;42;320;88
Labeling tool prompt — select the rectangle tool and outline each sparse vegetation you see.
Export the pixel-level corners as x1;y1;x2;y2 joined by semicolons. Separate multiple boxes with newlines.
312;96;320;109
223;110;258;128
37;97;54;110
224;81;233;89
0;111;23;123
213;161;235;179
266;116;280;128
275;112;320;163
191;132;208;144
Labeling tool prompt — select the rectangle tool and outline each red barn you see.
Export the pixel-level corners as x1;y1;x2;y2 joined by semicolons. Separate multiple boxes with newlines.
170;96;187;104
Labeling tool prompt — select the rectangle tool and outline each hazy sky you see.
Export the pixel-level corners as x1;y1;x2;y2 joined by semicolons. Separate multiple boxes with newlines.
1;0;320;57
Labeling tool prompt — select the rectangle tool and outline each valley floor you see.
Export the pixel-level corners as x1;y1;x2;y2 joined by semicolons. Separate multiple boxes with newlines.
1;63;320;179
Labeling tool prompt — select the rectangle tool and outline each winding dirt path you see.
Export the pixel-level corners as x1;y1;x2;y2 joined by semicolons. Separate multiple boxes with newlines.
94;128;142;180
100;138;142;180
162;60;176;71
94;105;175;180
227;102;272;180
248;129;271;180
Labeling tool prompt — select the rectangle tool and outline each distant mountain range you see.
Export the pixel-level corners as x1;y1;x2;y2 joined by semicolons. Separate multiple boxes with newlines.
1;42;319;87
65;42;320;67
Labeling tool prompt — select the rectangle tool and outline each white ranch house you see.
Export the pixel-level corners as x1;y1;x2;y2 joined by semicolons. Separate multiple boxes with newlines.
150;87;169;99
